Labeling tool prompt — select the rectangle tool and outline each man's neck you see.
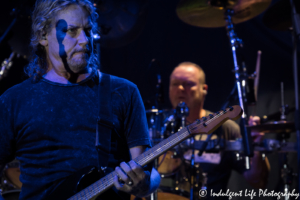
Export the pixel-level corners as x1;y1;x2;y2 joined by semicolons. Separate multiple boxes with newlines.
43;67;92;84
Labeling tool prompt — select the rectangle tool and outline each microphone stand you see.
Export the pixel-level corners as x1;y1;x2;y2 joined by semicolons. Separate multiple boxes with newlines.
150;68;164;200
225;9;254;170
174;102;192;199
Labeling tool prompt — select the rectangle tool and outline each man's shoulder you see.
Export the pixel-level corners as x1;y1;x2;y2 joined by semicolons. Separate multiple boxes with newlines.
0;78;32;100
108;74;138;92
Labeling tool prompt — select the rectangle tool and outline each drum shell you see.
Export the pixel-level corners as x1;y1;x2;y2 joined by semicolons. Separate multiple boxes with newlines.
131;187;189;200
1;190;21;200
5;160;22;189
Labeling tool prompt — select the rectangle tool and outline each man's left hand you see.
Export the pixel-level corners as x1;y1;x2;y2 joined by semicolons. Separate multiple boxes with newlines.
114;161;150;197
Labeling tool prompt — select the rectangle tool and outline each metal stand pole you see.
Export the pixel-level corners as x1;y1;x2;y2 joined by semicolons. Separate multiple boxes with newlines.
150;158;158;200
190;146;195;200
291;26;300;195
225;9;254;169
289;0;300;193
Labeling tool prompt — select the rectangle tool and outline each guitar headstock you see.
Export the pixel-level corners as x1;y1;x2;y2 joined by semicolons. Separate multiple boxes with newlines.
187;105;242;135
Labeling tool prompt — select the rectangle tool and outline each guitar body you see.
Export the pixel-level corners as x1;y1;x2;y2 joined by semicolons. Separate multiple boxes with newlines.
46;166;101;200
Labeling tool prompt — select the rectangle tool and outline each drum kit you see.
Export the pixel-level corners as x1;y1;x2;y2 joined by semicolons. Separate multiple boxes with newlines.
136;0;300;199
140;107;297;200
1;0;300;200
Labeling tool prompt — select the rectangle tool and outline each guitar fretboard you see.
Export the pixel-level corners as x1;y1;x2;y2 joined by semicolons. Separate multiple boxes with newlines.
68;127;192;200
67;106;237;200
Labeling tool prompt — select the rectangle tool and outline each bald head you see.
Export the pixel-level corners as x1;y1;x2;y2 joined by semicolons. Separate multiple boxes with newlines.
172;62;206;85
169;61;208;111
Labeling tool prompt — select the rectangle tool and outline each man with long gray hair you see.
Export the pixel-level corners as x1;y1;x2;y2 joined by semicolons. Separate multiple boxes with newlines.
0;0;160;199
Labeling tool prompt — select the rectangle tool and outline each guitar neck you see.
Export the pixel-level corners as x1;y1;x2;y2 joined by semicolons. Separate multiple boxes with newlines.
67;105;242;200
68;127;191;200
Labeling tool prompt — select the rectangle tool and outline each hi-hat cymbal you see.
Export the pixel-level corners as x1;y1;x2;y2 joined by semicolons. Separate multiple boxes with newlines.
176;0;272;28
247;121;295;133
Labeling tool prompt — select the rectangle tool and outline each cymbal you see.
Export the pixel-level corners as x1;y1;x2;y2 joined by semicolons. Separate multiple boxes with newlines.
263;0;300;31
247;121;295;133
94;0;148;48
146;108;169;114
176;0;272;28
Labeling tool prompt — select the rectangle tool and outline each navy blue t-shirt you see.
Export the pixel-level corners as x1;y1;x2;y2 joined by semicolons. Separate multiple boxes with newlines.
0;70;151;199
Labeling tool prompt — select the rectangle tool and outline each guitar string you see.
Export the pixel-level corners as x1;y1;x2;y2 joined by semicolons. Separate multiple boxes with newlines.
134;108;232;168
69;107;234;199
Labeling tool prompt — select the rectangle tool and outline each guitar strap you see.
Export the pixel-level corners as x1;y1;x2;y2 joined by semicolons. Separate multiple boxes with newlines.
96;71;114;171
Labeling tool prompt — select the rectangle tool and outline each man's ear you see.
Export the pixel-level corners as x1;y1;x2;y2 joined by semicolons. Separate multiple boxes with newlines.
39;34;48;46
202;84;208;95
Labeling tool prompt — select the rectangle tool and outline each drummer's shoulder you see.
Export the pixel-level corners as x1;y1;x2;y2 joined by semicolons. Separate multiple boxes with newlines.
222;119;240;131
222;119;241;139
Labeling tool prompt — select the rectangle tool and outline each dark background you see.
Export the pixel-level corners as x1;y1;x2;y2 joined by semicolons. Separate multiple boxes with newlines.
0;0;299;199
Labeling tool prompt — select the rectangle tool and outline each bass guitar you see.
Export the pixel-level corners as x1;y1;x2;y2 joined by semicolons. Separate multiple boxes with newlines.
48;105;242;200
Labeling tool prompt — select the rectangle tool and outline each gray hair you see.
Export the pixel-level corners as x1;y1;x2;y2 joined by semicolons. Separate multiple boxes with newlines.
25;0;99;81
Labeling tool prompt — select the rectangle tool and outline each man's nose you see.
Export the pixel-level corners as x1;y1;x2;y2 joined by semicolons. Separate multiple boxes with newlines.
78;29;89;46
178;84;184;90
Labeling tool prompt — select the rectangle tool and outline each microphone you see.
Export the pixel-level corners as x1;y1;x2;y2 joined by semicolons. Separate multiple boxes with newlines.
175;101;189;129
156;73;164;106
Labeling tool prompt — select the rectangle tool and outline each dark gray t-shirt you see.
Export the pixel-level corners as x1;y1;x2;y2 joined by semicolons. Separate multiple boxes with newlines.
0;70;151;199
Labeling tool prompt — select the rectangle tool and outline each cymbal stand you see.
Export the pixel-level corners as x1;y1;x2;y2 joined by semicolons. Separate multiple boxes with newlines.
0;52;16;81
289;0;300;194
224;9;254;169
190;144;195;200
281;154;295;200
277;131;297;200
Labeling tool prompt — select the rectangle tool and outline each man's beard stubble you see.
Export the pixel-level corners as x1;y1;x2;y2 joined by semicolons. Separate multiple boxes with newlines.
67;46;91;73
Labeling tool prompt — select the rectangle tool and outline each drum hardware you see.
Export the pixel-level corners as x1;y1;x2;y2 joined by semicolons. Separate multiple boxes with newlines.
187;139;208;200
177;0;273;170
189;137;195;200
263;0;300;31
197;133;214;156
147;108;165;140
1;189;20;200
176;0;272;28
276;126;298;200
0;160;21;200
189;138;297;153
280;82;287;120
263;0;300;194
3;160;21;190
248;121;295;133
175;102;189;130
224;9;254;169
147;102;198;199
281;154;298;200
0;52;16;81
261;105;295;124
